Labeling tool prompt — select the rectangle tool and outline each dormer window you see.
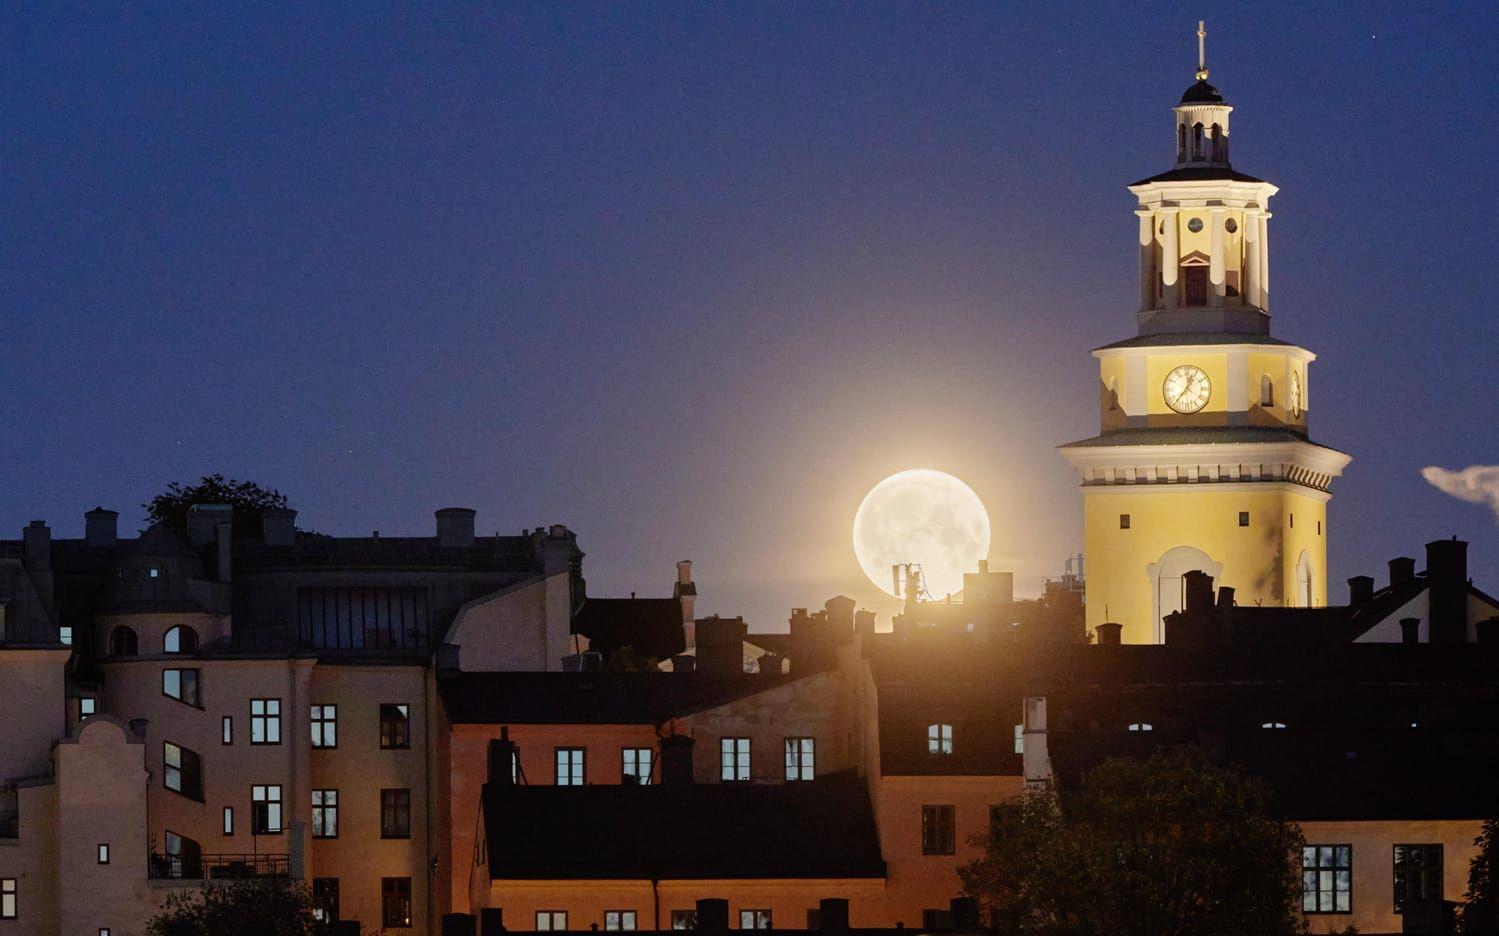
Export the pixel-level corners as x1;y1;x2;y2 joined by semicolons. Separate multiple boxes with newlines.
927;723;953;755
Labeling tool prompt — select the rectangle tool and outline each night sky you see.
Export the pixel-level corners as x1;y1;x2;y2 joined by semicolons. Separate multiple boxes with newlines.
4;4;1496;630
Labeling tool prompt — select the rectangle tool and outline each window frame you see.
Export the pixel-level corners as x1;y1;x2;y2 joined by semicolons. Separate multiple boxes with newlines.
97;843;110;865
250;698;282;745
222;716;233;745
381;877;413;929
927;723;954;755
311;789;339;839
784;737;815;781
921;804;956;856
312;878;340;926
536;911;569;931
80;697;96;718
622;747;652;785
380;788;412;840
380;703;411;750
161;668;201;707
1302;844;1352;914
222;806;234;837
251;784;283;835
1393;843;1444;914
1;877;14;919
162;741;203;801
720;737;751;782
605;910;638;931
555;747;586;786
311;704;338;750
740;909;773;930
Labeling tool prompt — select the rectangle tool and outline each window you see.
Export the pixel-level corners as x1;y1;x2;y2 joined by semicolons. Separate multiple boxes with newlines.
97;843;110;864
381;877;412;928
555;748;585;786
922;909;953;930
1119;513;1131;530
251;784;283;834
622;747;652;785
785;738;815;781
1394;844;1443;913
921;805;956;855
1128;722;1154;732
60;626;72;646
222;807;234;836
1290;513;1295;528
109;626;137;656
0;878;12;919
380;789;411;839
1302;845;1352;913
312;790;339;839
536;911;568;931
1238;511;1250;527
927;723;953;755
163;625;198;654
80;698;96;717
380;704;410;749
162;669;200;707
606;910;637;931
740;910;772;930
222;716;233;745
670;911;697;929
298;586;431;650
163;742;203;800
149;566;160;579
720;738;750;782
100;930;110;936
312;878;340;925
1261;722;1288;730
1261;375;1274;407
311;705;337;749
250;699;281;744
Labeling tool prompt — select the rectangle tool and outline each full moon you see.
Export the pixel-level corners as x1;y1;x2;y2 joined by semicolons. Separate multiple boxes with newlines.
852;469;991;600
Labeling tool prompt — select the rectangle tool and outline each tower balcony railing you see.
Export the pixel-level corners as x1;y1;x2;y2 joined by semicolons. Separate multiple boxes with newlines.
148;852;290;881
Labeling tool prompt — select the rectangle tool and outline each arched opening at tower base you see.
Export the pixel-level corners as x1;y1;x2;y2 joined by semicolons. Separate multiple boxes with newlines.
1146;546;1223;643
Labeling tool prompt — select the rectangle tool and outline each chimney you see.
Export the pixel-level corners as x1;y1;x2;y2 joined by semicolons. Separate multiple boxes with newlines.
85;508;118;548
1216;586;1235;608
487;729;518;787
1400;617;1421;645
22;520;51;570
1389;556;1416;587
1348;575;1375;605
825;595;856;642
674;560;697;648
1095;622;1122;646
694;616;746;676
659;734;694;786
818;899;850;934
263;507;297;546
436;508;476;549
187;503;232;548
758;652;782;677
1426;538;1469;644
854;609;877;641
695;899;729;936
1184;570;1215;613
216;521;232;583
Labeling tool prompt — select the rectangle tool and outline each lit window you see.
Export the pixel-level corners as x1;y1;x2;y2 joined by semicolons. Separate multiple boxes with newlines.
163;626;197;654
555;748;585;786
785;738;815;781
381;877;412;928
222;716;233;745
60;626;73;646
80;698;96;717
97;843;110;864
311;705;337;749
622;747;652;785
1394;844;1443;914
223;807;234;836
605;910;638;931
720;738;750;782
921;805;955;855
1;878;14;919
740;910;772;930
1261;722;1288;730
536;911;568;931
163;742;202;800
251;784;283;834
312;789;338;838
162;669;200;707
1128;723;1154;732
380;704;410;749
1014;724;1024;754
149;566;160;579
250;699;281;745
671;911;696;930
100;930;110;936
1302;845;1351;913
380;789;411;839
927;723;953;755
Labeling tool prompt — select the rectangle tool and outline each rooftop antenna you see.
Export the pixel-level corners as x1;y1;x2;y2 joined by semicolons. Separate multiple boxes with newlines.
1196;20;1209;81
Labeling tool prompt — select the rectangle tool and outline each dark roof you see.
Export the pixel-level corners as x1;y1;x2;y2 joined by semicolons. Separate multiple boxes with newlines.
1180;78;1224;104
1059;426;1331;448
439;670;804;725
1094;332;1288;351
1130;166;1265;186
573;597;685;661
482;771;885;880
232;534;542;573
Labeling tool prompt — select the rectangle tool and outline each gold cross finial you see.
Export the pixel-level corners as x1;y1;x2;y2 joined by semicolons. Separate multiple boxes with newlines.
1196;20;1210;81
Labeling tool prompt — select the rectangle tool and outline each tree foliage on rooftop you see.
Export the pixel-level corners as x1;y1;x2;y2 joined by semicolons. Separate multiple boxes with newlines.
960;747;1308;936
144;474;292;538
1459;818;1498;934
145;877;332;936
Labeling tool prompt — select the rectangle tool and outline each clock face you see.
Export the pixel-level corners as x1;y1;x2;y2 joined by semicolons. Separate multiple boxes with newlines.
1289;371;1302;417
1163;364;1212;414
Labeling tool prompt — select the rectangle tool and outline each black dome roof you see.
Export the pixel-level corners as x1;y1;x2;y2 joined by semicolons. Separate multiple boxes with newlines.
1180;79;1225;104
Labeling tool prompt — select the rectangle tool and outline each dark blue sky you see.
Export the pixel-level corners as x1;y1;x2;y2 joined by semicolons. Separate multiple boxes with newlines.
3;3;1496;629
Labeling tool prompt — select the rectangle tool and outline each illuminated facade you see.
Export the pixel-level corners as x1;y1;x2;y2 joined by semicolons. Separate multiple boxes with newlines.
1061;42;1351;643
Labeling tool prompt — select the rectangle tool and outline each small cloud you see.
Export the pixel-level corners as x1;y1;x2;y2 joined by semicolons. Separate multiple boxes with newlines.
1422;465;1499;522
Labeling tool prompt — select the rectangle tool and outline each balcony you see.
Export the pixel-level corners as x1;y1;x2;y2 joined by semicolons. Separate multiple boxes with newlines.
149;852;290;880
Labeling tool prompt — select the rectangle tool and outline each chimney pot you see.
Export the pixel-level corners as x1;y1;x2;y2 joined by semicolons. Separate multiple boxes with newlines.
1184;570;1215;612
1389;556;1416;587
488;733;518;787
676;560;693;584
1216;586;1235;608
436;508;476;549
85;508;118;548
22;520;51;570
1348;575;1375;605
1426;538;1469;645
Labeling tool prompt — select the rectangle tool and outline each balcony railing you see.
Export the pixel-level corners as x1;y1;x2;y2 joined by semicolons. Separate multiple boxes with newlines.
149;852;290;880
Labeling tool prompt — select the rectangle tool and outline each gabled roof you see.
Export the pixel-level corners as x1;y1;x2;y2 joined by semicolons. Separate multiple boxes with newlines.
481;771;885;880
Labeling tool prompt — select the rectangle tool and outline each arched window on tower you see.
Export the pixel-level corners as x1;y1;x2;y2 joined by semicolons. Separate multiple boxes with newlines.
109;626;138;657
1260;375;1274;408
1108;378;1120;411
1210;124;1226;162
1177;123;1187;162
164;625;198;655
1191;122;1205;161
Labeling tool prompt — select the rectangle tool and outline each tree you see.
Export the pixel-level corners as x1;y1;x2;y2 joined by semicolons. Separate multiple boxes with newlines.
146;877;331;936
960;747;1308;936
603;645;660;672
144;474;292;539
1459;819;1498;934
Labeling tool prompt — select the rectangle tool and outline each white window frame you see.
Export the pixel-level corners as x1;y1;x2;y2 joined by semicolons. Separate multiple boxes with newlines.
252;784;283;833
784;738;815;781
622;747;652;785
720;738;751;782
927;723;953;754
555;748;585;786
536;911;568;931
605;910;637;931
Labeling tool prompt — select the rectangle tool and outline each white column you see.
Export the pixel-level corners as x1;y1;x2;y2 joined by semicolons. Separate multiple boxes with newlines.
1137;211;1155;311
1160;209;1180;309
1208;207;1226;307
1258;212;1271;313
1243;208;1260;310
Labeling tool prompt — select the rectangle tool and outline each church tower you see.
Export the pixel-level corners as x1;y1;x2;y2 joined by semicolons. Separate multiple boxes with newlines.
1059;24;1352;643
